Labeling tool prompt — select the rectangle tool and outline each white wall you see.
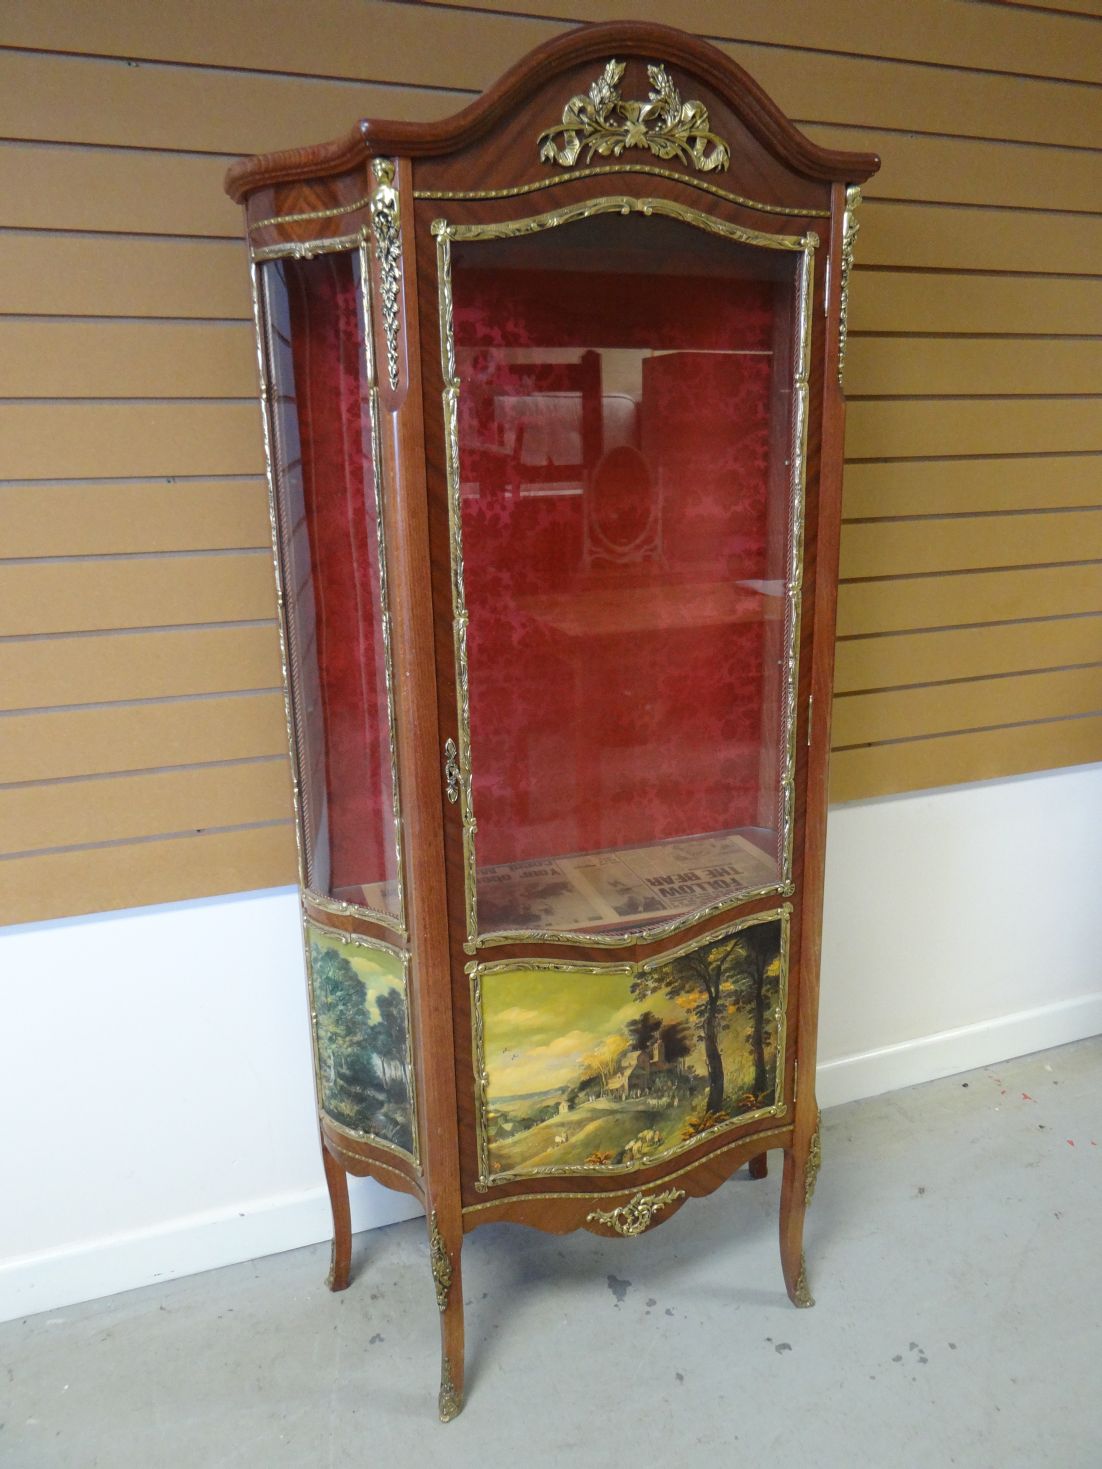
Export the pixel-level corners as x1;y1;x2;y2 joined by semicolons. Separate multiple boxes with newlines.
817;760;1102;1104
0;889;420;1324
2;762;1100;1323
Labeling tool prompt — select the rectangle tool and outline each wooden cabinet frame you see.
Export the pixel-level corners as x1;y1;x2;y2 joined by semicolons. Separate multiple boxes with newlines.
227;20;878;1421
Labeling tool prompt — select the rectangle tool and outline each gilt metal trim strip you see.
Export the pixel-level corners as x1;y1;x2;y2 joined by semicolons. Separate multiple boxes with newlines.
370;158;402;390
838;184;862;386
415;162;829;216
250;230;364;262
805;1112;822;1205
428;1210;453;1311
249;196;373;236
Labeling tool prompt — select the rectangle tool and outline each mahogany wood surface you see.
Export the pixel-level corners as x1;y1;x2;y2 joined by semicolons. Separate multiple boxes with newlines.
227;19;878;1419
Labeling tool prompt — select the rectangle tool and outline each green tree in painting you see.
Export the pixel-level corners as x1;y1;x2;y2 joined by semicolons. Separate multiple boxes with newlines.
371;986;410;1097
658;1019;691;1067
631;923;779;1115
723;923;777;1099
311;941;374;1094
625;1010;663;1055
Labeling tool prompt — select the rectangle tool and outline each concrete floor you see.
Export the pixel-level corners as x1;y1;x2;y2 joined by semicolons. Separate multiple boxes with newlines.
3;1038;1099;1469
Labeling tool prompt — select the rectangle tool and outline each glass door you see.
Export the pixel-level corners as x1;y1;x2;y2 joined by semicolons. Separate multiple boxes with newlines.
435;199;816;947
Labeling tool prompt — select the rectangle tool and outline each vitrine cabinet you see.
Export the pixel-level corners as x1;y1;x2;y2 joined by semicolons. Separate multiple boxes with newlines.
226;20;878;1421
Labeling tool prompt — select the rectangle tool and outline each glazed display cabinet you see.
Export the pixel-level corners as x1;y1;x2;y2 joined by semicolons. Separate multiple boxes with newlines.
226;21;878;1420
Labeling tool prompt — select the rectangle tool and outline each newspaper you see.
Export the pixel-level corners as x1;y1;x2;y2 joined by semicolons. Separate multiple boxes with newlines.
353;830;778;934
480;830;778;934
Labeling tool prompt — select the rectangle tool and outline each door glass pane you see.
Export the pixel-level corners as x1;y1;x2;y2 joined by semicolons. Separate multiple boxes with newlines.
260;250;402;923
447;209;803;940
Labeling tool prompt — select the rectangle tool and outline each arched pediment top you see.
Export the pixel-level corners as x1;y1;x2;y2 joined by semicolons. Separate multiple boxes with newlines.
225;21;879;202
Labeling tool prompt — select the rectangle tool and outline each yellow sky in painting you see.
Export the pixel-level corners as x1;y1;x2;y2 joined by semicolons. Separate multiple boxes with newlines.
482;967;690;1098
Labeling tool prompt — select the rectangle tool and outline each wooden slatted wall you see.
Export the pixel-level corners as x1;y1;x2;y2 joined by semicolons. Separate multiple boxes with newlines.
2;0;1100;925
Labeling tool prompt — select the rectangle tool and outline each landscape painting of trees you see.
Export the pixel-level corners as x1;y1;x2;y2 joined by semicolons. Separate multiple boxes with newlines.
477;914;786;1182
307;924;416;1158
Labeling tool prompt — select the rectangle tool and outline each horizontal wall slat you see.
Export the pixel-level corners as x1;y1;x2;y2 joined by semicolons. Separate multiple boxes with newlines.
0;403;262;479
0;52;460;156
0;234;250;319
832;665;1102;746
850;274;1102;337
847;339;1102;400
839;511;1102;579
0;321;257;398
0;145;238;237
5;38;1099;155
842;457;1102;518
0;824;298;926
808;125;1102;215
0;759;292;855
0;626;282;713
0;480;270;556
9;0;1098;86
846;399;1102;461
834;616;1102;693
0;692;288;784
859;203;1102;278
0;555;275;636
418;0;1102;85
828;714;1102;803
837;565;1102;636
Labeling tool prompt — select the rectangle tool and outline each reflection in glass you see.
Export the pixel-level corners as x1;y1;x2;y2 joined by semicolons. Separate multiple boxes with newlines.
260;250;402;922
449;211;802;938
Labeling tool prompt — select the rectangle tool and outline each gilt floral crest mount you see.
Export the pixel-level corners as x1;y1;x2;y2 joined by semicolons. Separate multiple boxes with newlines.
538;59;731;173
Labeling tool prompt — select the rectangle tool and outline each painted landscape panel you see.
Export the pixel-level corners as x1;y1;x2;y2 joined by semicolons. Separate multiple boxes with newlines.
478;916;785;1181
306;923;416;1158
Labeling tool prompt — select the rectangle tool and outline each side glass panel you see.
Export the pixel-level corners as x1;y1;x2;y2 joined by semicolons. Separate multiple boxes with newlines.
444;208;806;942
260;250;403;924
306;922;418;1162
472;910;788;1184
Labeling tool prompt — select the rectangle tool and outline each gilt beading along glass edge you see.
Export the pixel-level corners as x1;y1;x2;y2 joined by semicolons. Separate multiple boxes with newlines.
304;916;421;1171
414;162;829;218
250;236;409;937
469;906;791;1190
434;195;817;951
251;229;366;262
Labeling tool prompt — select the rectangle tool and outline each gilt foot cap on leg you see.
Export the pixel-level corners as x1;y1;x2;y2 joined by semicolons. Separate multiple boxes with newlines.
438;1356;463;1422
791;1254;815;1309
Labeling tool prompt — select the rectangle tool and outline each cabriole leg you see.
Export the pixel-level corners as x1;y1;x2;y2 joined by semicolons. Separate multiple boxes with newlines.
429;1208;465;1422
779;1146;814;1308
748;1152;768;1180
322;1143;352;1293
779;1109;820;1307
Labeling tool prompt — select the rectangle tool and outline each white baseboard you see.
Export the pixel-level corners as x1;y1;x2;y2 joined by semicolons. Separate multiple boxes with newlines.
0;1179;422;1325
817;991;1102;1110
7;992;1097;1326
